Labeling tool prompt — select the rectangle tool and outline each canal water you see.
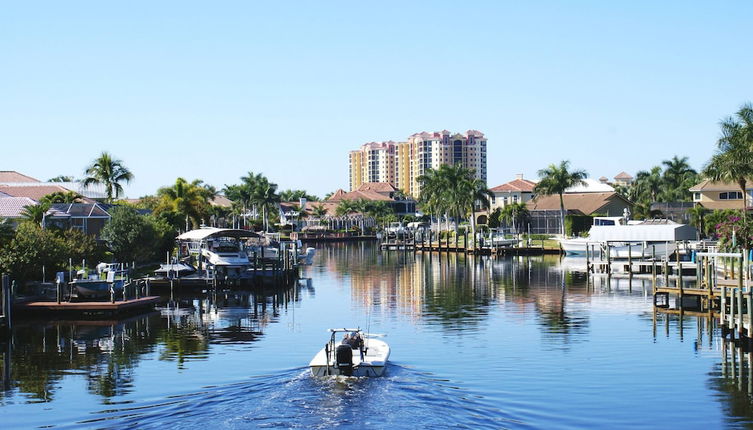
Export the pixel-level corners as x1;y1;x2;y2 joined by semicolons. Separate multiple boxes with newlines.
1;242;753;429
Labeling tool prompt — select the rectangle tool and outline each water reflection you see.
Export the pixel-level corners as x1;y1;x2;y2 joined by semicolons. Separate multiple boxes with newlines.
0;278;307;402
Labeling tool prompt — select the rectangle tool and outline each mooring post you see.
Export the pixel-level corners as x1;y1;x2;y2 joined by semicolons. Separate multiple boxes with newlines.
652;245;656;282
628;243;632;274
663;258;669;287
739;287;745;336
678;262;683;296
740;253;745;291
722;286;727;324
747;292;752;337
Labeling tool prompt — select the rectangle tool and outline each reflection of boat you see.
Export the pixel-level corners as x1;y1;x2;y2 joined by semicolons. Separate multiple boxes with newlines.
309;328;390;377
70;263;126;299
560;217;696;258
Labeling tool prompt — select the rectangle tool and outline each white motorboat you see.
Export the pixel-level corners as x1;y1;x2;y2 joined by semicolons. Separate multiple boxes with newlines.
559;217;696;259
309;328;390;377
176;228;261;279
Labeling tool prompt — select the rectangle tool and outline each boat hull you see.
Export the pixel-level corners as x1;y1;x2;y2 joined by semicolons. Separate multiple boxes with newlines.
310;364;387;377
72;279;124;298
560;239;676;259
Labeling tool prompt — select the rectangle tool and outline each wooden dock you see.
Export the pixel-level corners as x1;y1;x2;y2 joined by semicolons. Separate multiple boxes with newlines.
13;296;161;318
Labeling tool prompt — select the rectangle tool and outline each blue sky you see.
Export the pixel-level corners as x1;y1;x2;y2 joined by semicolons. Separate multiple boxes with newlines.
2;1;751;198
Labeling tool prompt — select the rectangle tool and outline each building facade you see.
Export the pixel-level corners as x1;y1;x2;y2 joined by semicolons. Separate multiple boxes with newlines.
348;130;487;197
689;180;752;210
488;174;537;210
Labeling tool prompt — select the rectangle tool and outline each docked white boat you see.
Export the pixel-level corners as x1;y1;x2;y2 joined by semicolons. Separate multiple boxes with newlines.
309;328;390;377
559;217;696;259
176;228;261;279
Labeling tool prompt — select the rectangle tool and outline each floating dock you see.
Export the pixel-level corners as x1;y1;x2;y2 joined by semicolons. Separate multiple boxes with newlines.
13;296;161;318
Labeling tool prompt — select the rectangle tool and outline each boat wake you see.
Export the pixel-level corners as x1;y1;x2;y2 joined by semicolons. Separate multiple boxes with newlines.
55;364;522;429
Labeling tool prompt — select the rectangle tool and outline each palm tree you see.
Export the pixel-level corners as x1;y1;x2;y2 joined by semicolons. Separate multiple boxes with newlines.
499;202;530;233
633;166;663;204
703;103;753;219
20;203;50;226
686;205;707;239
47;175;74;183
534;161;588;236
455;169;493;247
335;200;357;217
156;178;211;231
417;167;450;234
251;177;279;232
83;152;134;203
311;204;328;218
41;191;83;204
661;155;698;201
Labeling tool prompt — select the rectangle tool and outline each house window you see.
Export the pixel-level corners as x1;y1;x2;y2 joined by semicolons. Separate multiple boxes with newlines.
693;192;700;201
513;195;519;203
491;196;496;204
719;192;743;200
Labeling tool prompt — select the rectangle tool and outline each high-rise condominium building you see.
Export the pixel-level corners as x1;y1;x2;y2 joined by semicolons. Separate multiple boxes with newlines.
348;130;487;197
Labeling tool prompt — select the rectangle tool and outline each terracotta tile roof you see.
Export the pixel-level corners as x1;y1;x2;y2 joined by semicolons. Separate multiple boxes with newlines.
328;189;393;202
614;171;633;180
0;171;40;183
490;178;537;193
689;180;751;192
327;189;347;201
0;184;94;203
526;192;629;215
0;197;38;218
356;182;398;193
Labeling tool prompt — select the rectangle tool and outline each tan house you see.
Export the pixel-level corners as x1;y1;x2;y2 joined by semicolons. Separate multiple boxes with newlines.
613;171;634;186
527;192;632;217
689;180;751;210
488;174;537;210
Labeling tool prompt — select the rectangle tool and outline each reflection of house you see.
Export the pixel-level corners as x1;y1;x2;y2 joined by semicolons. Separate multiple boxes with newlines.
489;174;537;210
689;180;752;210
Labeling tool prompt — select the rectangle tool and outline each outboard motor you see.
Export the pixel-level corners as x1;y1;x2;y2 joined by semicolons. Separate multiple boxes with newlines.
336;344;354;376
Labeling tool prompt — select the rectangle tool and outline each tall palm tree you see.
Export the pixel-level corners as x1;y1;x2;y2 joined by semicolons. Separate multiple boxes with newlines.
686;205;707;239
499;202;530;233
633;166;663;204
251;177;280;232
661;155;698;201
156;178;211;230
83;152;134;203
454;169;492;247
417;167;450;233
534;160;588;236
704;103;753;219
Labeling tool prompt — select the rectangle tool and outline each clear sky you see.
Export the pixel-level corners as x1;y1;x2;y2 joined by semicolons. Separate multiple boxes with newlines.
2;1;752;198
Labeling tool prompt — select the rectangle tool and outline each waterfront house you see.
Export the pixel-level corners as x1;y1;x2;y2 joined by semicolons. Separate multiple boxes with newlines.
0;196;40;226
689;180;752;210
613;171;634;186
46;203;112;238
526;188;633;235
488;174;537;210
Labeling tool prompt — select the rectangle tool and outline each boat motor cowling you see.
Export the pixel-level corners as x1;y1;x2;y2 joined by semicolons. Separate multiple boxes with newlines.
336;344;354;376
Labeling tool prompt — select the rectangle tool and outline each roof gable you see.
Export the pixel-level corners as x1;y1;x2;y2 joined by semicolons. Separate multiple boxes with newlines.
527;192;630;215
0;171;40;183
490;178;537;193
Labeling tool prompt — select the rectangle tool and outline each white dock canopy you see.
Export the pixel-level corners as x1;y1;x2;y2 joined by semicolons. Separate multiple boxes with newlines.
176;228;260;241
589;222;697;242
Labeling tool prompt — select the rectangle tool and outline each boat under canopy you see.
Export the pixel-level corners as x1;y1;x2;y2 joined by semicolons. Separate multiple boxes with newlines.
588;220;697;243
